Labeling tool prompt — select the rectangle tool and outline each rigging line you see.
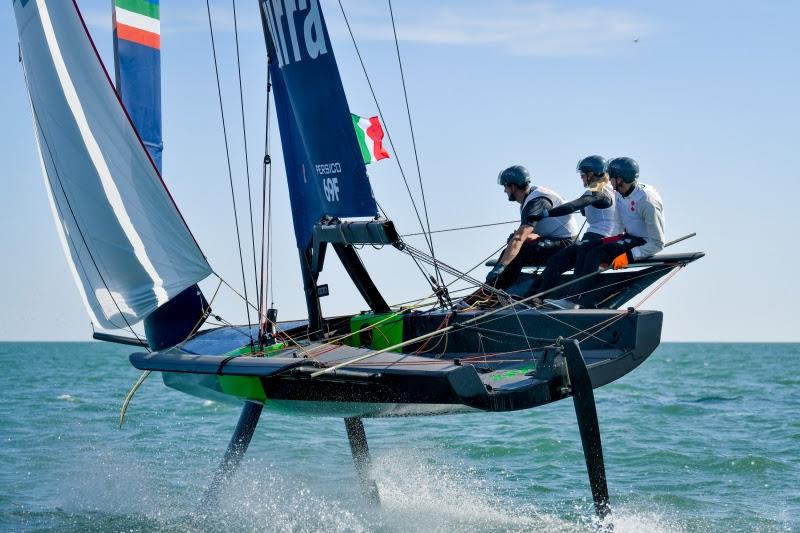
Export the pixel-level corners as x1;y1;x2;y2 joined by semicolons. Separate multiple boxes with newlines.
400;220;519;237
352;234;440;302
387;0;443;289
206;0;253;341
556;263;677;302
376;199;437;288
631;266;681;309
175;278;224;349
530;267;683;350
336;0;437;262
258;67;273;329
312;260;623;377
21;58;148;349
119;275;224;429
400;243;530;310
231;0;261;316
403;244;486;287
402;243;524;307
388;285;475;308
214;272;260;314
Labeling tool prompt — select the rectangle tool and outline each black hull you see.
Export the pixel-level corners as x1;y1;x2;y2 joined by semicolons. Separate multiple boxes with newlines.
131;308;662;418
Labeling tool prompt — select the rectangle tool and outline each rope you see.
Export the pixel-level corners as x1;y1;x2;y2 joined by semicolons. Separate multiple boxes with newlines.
258;67;273;335
400;220;519;237
387;0;443;290
231;0;261;317
206;0;253;341
336;0;438;275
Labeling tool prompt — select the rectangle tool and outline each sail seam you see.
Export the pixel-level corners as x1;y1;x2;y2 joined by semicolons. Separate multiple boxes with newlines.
38;0;168;306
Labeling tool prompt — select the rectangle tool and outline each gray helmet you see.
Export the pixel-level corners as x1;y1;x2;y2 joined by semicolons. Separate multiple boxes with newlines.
497;165;531;187
608;157;639;183
576;155;607;176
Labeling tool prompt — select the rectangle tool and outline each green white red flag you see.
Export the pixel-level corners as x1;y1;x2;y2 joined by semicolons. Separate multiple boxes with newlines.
351;114;389;165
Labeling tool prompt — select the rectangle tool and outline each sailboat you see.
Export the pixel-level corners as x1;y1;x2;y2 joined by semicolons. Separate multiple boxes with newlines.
12;0;702;522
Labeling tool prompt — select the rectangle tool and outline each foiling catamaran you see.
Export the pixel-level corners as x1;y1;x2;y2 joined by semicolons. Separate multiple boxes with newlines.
13;0;702;522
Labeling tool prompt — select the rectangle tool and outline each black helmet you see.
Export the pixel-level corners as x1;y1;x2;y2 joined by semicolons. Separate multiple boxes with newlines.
608;157;639;183
576;155;607;176
497;165;531;187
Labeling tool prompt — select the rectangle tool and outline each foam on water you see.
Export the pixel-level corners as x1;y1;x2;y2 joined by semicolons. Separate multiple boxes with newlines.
1;342;798;531
44;439;688;532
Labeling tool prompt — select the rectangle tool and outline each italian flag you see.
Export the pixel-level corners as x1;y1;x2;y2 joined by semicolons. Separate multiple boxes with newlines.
114;0;161;50
351;114;389;165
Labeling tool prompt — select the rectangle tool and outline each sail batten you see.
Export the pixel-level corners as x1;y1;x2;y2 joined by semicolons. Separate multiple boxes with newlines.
14;0;211;330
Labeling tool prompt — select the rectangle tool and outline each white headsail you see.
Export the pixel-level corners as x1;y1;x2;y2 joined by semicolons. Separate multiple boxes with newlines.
14;0;212;330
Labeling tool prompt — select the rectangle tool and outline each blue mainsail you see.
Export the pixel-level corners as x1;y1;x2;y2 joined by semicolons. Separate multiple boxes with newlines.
260;0;379;249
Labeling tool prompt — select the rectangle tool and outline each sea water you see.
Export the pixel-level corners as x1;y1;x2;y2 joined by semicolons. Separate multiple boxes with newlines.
0;342;797;532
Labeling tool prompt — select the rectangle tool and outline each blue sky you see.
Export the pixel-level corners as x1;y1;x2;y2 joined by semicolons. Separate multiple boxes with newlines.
1;0;798;341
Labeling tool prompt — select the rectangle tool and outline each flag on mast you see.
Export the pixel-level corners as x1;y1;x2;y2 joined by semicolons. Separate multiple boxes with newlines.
351;114;389;165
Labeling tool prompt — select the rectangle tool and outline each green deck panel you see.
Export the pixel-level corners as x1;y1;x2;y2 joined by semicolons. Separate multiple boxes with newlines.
225;342;286;356
214;342;288;402
347;312;405;351
218;375;267;401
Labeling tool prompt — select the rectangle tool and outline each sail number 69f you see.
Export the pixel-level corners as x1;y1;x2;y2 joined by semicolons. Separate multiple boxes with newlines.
323;177;340;202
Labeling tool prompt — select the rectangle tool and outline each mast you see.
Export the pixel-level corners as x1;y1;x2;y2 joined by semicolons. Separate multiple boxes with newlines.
257;0;390;332
111;0;209;348
112;0;163;171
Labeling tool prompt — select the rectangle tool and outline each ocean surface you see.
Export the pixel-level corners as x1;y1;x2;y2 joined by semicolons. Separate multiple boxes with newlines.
0;342;797;532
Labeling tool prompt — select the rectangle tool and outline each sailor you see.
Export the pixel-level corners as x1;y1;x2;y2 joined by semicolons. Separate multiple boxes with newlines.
484;165;578;290
533;155;620;295
569;157;665;306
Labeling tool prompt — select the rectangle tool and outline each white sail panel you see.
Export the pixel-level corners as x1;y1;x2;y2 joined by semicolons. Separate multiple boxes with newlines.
14;0;212;330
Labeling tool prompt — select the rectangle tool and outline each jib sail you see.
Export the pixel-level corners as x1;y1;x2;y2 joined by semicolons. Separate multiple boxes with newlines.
13;0;211;330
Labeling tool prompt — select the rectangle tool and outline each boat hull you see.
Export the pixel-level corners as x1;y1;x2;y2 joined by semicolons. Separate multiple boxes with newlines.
132;308;662;418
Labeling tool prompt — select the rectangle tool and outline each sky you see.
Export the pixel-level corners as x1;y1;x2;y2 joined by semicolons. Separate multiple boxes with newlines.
0;0;798;342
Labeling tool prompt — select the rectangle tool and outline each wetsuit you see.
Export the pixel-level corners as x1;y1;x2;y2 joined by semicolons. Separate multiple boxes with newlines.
491;186;578;290
572;182;665;304
535;183;619;294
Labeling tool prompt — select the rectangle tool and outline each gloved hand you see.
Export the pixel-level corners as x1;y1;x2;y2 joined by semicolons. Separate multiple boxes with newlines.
485;263;506;286
610;252;631;270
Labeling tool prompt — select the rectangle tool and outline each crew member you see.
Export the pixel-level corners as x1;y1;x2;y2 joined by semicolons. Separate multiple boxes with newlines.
533;155;620;295
570;157;665;306
484;165;578;290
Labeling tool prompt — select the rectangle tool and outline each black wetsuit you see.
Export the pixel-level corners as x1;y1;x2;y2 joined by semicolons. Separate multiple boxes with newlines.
491;196;574;290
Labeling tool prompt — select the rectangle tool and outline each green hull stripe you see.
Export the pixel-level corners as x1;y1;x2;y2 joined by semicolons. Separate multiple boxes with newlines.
215;343;289;401
115;0;160;19
218;376;266;401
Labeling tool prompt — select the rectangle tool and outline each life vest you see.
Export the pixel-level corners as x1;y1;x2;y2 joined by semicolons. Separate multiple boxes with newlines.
615;182;666;259
584;183;620;237
521;186;577;239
